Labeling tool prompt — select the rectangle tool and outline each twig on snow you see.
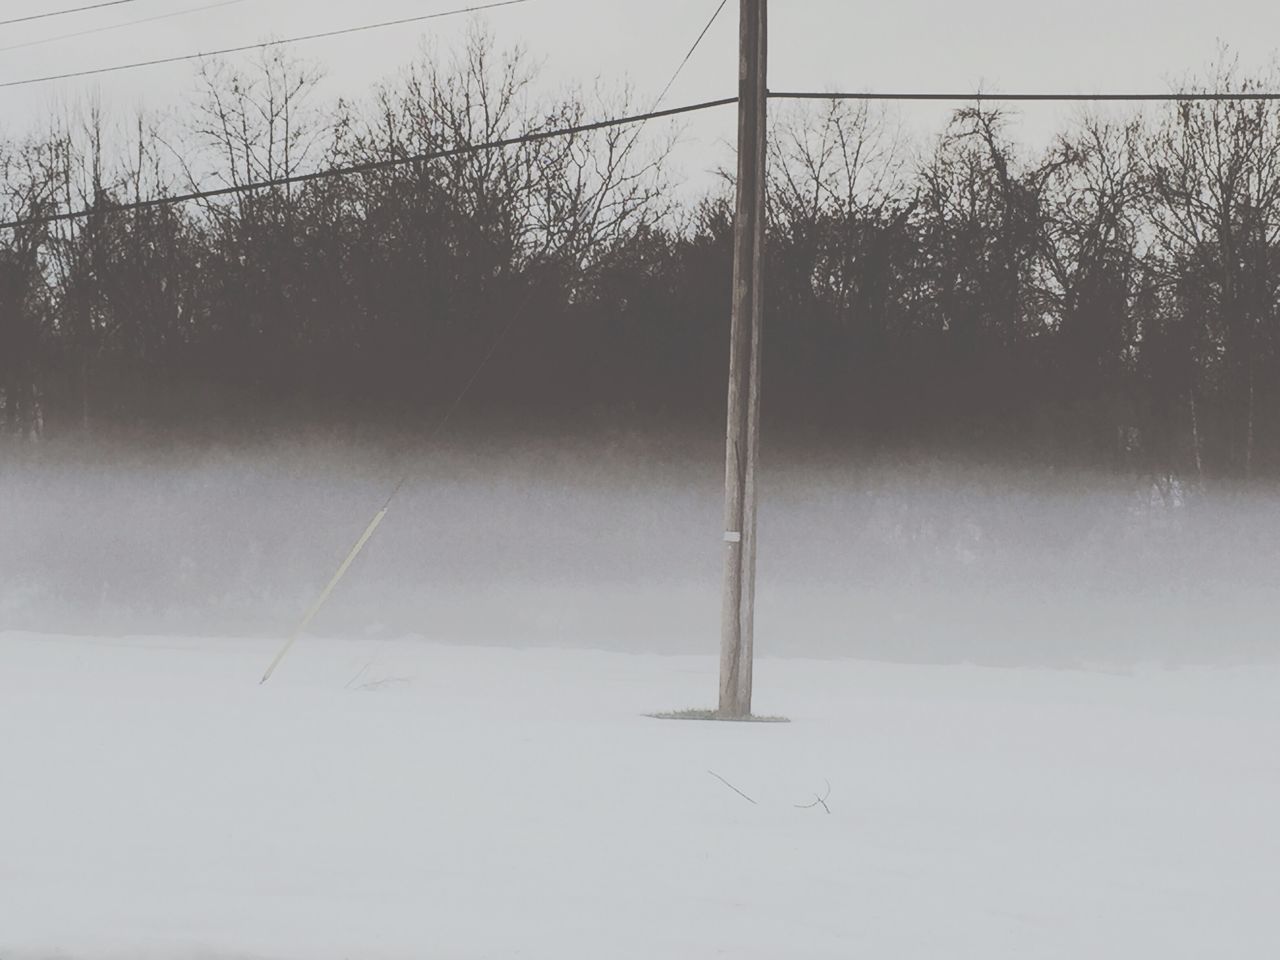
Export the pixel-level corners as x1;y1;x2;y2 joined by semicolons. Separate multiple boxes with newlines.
344;656;376;690
357;676;412;691
795;779;832;814
708;770;757;805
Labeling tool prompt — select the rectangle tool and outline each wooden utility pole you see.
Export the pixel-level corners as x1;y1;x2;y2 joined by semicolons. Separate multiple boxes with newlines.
719;0;767;720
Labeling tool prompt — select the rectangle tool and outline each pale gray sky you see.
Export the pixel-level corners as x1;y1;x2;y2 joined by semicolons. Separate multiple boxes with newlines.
1;0;1277;192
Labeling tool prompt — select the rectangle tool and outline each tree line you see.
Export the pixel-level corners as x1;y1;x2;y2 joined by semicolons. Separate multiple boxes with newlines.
3;30;1280;480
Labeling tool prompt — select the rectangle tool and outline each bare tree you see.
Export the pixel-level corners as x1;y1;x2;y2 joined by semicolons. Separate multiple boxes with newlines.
1036;117;1146;466
1145;53;1280;477
0;134;61;439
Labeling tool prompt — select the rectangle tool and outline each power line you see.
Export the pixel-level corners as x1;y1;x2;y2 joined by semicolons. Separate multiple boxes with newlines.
609;0;729;175
261;5;733;676
0;0;531;90
0;96;738;230
259;3;723;684
770;90;1280;103
651;0;729;111
12;83;1280;230
0;0;247;55
0;0;141;28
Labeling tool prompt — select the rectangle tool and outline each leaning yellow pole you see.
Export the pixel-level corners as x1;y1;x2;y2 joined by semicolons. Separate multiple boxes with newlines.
259;507;389;685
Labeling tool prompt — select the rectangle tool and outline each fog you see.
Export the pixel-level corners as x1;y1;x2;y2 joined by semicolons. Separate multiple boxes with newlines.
3;429;1278;667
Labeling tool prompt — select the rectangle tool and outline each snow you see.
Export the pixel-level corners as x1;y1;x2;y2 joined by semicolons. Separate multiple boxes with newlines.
2;631;1277;959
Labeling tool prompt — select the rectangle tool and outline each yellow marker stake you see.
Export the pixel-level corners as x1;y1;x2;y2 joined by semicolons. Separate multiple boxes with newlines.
260;507;389;685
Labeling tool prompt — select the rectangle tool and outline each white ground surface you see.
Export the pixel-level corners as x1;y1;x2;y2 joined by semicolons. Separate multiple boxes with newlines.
2;631;1278;959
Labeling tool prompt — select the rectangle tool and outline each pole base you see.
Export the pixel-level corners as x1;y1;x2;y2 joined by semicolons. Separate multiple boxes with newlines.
646;709;789;723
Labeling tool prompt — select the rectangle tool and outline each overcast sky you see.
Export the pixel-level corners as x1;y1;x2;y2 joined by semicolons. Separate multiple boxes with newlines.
1;0;1277;194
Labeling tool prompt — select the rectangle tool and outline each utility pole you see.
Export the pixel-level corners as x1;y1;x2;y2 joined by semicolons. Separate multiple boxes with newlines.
719;0;767;720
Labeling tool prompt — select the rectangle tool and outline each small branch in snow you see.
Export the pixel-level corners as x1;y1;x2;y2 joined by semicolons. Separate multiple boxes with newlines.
357;677;412;691
795;780;832;814
344;657;376;690
708;770;757;805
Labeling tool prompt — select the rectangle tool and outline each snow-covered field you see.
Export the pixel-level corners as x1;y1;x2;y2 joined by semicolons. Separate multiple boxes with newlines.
2;631;1277;959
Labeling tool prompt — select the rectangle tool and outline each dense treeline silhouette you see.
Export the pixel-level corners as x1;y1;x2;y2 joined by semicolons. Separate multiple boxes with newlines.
3;29;1280;479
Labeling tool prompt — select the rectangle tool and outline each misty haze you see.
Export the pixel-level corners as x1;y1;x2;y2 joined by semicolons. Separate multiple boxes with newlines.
6;433;1280;666
2;1;1279;958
